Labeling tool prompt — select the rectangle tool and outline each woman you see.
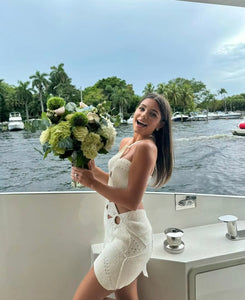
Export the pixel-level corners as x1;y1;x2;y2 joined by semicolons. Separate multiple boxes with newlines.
71;93;173;300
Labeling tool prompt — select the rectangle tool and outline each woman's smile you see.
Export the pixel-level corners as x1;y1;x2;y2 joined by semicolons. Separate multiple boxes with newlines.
136;120;147;127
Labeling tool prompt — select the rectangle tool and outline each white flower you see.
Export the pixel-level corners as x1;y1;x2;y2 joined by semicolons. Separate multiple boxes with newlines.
79;102;88;108
54;106;65;116
98;120;117;151
87;112;100;123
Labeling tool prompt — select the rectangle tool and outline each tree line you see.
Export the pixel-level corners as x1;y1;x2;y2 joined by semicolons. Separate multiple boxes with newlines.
1;63;245;122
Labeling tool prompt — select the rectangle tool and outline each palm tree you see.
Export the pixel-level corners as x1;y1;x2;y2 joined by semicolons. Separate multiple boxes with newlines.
180;84;194;112
0;79;7;122
142;83;155;95
49;63;69;95
29;71;49;113
166;83;181;112
217;88;228;112
50;63;68;83
16;81;33;120
111;87;130;120
156;83;168;97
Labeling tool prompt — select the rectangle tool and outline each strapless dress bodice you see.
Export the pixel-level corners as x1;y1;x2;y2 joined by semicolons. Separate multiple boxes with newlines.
108;148;131;188
108;142;154;188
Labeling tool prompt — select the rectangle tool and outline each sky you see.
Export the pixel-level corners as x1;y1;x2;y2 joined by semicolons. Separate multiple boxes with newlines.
1;0;245;97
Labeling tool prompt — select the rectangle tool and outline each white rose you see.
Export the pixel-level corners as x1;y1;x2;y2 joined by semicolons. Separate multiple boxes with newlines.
87;112;100;123
79;102;88;108
54;106;65;116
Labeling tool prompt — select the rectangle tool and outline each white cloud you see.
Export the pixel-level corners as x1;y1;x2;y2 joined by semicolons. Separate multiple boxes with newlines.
212;29;245;81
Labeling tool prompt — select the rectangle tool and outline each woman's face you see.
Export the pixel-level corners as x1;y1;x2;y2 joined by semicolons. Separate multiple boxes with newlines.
133;98;163;136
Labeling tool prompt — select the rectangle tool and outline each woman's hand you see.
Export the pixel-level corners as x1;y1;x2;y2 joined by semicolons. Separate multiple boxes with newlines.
88;160;96;172
71;165;95;189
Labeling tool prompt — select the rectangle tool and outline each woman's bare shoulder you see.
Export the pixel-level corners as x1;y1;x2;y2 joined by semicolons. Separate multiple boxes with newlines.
119;137;132;150
135;139;157;159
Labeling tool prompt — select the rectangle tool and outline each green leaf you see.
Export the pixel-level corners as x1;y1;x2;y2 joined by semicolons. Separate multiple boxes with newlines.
98;148;108;154
100;117;108;126
43;142;51;153
112;114;121;127
41;112;49;120
39;118;50;130
34;147;44;156
71;150;89;168
58;137;73;150
59;150;73;159
44;148;52;159
65;102;77;113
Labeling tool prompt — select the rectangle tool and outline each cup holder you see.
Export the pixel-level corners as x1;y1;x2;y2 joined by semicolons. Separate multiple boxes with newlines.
164;227;185;254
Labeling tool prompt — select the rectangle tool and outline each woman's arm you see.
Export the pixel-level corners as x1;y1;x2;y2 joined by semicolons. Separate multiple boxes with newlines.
72;141;157;210
88;160;109;184
85;137;132;185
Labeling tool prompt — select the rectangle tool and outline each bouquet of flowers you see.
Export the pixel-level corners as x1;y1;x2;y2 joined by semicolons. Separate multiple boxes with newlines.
38;97;118;187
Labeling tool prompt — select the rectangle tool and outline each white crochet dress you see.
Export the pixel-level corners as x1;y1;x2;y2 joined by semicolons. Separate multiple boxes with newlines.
94;142;153;290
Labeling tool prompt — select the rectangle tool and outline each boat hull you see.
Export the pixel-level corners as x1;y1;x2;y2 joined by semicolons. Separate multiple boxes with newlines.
8;123;24;131
1;191;245;300
232;129;245;136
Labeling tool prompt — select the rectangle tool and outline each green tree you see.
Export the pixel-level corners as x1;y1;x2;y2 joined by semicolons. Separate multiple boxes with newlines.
111;87;131;119
0;79;9;122
165;82;181;112
82;86;107;106
95;76;128;101
197;90;216;113
156;83;168;97
142;83;155;95
29;71;49;113
15;81;33;120
48;63;79;102
217;88;228;112
179;84;195;112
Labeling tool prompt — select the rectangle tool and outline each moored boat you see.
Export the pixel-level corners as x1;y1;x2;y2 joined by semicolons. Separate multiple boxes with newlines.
171;112;189;122
232;121;245;136
207;111;220;120
127;114;134;124
187;112;207;121
219;111;242;119
7;112;24;131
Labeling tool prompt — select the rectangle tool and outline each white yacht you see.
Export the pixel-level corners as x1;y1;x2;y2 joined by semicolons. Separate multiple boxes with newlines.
1;191;245;300
127;114;134;124
171;112;189;122
207;111;220;120
2;1;245;300
188;112;208;121
218;111;242;119
8;112;24;131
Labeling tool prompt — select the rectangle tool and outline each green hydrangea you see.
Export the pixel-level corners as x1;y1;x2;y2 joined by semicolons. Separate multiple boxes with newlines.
81;132;103;159
40;127;51;145
47;97;66;110
70;112;88;127
73;126;89;142
98;120;116;151
49;121;71;155
65;113;74;121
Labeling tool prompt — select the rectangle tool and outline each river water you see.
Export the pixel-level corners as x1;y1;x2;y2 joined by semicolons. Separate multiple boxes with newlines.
0;118;244;196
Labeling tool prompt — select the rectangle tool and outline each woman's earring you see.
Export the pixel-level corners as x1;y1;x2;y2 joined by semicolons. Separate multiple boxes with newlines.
156;128;159;131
